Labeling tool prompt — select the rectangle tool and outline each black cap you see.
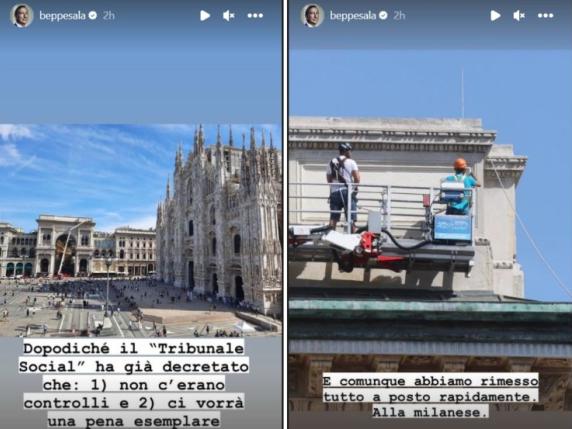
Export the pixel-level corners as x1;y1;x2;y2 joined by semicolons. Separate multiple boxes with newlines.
338;143;352;152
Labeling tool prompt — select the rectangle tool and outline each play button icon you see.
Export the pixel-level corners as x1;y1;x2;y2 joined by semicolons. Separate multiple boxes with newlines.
200;10;210;21
490;10;501;22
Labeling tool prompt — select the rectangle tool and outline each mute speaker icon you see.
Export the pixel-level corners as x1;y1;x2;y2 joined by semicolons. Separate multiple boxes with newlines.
223;10;235;22
513;10;525;21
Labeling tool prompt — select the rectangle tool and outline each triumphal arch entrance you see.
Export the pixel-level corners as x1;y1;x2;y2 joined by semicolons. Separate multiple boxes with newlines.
35;215;95;277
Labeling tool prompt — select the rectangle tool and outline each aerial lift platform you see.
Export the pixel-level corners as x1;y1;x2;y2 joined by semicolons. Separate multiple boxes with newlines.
288;180;476;276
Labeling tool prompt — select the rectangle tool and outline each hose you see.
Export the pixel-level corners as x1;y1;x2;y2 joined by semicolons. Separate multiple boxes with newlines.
309;225;332;234
382;228;431;251
307;225;431;251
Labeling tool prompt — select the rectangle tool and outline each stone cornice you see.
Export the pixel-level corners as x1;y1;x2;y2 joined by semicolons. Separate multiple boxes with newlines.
289;138;493;153
290;128;495;139
290;117;492;131
114;229;156;236
485;155;527;182
289;117;497;152
36;215;95;225
288;117;496;153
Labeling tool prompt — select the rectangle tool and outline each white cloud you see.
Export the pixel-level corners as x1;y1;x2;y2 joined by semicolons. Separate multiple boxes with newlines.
0;124;34;141
0;125;44;175
0;142;22;166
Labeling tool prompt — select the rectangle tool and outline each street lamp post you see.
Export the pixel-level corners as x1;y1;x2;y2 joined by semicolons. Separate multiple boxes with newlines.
57;219;90;277
104;256;112;317
1;262;5;296
14;254;25;287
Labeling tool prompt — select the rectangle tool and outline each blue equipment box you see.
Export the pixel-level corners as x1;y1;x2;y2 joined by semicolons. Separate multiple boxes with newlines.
433;214;472;241
440;190;465;203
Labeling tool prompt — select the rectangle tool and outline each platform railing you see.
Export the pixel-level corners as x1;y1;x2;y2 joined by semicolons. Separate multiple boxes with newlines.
288;181;477;237
289;182;435;236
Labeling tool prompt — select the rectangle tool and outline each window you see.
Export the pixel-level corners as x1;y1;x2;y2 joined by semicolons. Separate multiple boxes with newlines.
224;150;231;173
211;206;215;225
212;238;217;255
81;235;89;246
234;234;241;254
119;249;125;259
189;220;194;236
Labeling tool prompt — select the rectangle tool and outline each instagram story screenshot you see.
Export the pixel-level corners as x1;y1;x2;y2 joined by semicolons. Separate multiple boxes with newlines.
0;1;283;429
288;0;572;428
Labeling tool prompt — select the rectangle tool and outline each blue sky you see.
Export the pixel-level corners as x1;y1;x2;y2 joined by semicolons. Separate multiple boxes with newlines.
0;124;281;233
291;49;572;302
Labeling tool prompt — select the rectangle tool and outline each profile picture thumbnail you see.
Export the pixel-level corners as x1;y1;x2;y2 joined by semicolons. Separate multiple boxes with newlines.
10;3;33;28
301;4;324;28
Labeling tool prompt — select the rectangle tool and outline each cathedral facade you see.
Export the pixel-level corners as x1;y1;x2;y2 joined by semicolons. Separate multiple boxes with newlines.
156;126;282;317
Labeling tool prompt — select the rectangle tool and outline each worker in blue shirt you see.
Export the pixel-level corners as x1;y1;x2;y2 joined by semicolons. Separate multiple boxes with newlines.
446;158;481;215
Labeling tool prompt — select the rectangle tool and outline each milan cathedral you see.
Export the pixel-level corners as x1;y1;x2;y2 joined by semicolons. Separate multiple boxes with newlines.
156;126;282;316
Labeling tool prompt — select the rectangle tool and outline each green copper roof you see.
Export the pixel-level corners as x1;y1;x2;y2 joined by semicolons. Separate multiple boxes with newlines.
289;299;572;323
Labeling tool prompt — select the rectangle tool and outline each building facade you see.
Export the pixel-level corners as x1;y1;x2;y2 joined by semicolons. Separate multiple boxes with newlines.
289;297;572;413
289;117;527;298
0;215;155;278
0;222;36;278
288;117;572;415
156;126;282;316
